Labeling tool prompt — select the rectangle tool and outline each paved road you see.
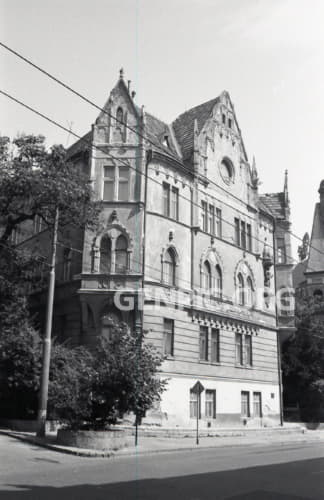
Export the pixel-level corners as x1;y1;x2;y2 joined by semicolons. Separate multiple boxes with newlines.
0;434;323;499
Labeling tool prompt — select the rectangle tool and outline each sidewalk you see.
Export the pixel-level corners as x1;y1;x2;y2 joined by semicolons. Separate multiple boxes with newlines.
1;426;323;458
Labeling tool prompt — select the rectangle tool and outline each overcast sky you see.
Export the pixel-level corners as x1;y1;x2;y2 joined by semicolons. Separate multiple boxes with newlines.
1;0;324;261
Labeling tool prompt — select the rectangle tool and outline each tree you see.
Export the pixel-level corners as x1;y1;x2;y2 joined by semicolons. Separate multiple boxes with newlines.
282;296;324;421
0;134;99;245
90;323;167;429
49;323;167;430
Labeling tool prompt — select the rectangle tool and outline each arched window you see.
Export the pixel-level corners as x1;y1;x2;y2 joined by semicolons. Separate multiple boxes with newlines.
100;235;112;273
115;235;128;273
237;273;244;305
220;158;234;184
246;276;254;306
62;248;72;281
215;265;222;298
164;248;176;286
202;261;212;291
116;107;124;127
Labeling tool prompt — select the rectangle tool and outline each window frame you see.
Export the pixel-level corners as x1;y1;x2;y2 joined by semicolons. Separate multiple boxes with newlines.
211;328;220;363
199;325;209;361
205;389;216;419
163;318;174;357
241;391;250;418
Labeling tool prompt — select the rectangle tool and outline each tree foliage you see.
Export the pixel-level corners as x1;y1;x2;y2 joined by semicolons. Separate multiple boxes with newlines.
0;134;100;245
282;296;324;421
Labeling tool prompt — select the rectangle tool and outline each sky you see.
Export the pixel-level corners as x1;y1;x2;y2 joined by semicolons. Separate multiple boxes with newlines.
1;0;324;261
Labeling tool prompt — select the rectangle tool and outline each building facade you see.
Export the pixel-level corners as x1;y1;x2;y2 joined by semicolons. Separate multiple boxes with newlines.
22;71;285;427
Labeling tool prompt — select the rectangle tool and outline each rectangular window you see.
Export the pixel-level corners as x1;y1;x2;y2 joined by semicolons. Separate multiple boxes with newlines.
33;215;43;234
163;318;174;357
208;205;215;234
163;182;170;217
240;221;246;249
199;326;208;361
201;201;208;232
234;218;240;245
235;333;243;365
215;208;222;238
103;165;115;200
277;238;286;264
253;392;262;417
247;224;252;252
171;187;179;221
241;391;250;417
244;335;252;366
205;389;216;419
211;328;220;363
118;166;129;201
190;390;200;419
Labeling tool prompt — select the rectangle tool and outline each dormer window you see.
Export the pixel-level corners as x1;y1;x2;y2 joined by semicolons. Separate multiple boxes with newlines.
163;135;170;148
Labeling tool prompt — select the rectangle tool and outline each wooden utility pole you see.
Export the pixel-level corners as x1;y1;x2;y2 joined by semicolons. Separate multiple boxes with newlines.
37;206;59;437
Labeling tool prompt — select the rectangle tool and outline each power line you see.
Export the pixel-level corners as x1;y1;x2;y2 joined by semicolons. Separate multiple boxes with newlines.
1;40;320;265
1;88;321;279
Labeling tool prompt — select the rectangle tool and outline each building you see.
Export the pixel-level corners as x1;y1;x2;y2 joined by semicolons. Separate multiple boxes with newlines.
22;70;286;427
259;173;296;344
293;180;324;302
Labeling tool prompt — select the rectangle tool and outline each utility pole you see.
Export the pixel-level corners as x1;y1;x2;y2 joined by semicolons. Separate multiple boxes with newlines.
37;206;59;437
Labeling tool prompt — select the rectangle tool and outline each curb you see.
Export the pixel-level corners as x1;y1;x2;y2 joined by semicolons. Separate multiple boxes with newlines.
1;428;321;459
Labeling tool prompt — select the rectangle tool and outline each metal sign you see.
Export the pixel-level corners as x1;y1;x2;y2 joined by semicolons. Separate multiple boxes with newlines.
191;380;205;395
191;381;204;445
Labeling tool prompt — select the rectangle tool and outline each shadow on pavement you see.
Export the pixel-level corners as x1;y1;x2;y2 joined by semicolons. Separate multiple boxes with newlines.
0;457;322;500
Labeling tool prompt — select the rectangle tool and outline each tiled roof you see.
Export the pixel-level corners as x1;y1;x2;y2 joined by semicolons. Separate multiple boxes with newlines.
145;113;180;160
259;193;286;219
293;260;308;288
67;131;92;159
306;203;324;274
172;97;220;162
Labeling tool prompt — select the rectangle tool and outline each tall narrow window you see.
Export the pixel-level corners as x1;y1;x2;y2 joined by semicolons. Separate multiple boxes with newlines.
100;235;112;273
163;182;170;217
277;238;286;264
163;318;174;356
209;205;215;234
246;277;253;307
211;328;220;363
253;392;262;417
247;224;252;252
215;265;222;298
62;248;72;281
244;335;252;366
202;261;211;291
199;326;208;361
215;208;222;238
201;201;208;232
171;186;179;221
241;221;246;249
241;391;250;417
237;273;244;305
118;166;129;201
103;165;115;200
115;235;128;273
234;218;240;245
115;107;124;142
164;248;176;286
190;390;200;419
235;333;243;365
33;215;43;234
205;389;216;419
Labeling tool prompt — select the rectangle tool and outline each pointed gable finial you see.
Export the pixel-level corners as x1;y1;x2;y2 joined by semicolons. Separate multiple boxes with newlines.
119;68;124;80
251;155;258;189
284;169;289;205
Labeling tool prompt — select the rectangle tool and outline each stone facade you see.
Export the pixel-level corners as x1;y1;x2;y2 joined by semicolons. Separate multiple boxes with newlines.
22;71;288;427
